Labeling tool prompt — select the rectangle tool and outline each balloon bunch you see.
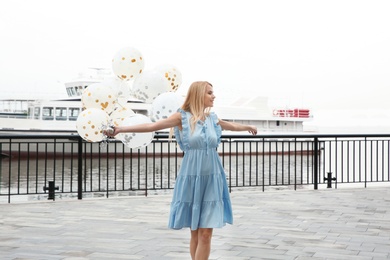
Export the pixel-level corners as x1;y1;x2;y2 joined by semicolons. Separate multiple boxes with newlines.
76;47;184;149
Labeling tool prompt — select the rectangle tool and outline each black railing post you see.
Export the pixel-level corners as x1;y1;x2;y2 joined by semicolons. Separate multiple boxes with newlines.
0;143;2;195
8;139;12;203
313;137;319;190
77;136;83;200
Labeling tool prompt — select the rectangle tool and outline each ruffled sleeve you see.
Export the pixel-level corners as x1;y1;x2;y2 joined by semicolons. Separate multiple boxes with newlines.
210;112;222;145
174;108;190;151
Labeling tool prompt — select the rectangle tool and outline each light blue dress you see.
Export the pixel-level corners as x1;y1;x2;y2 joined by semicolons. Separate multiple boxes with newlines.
168;109;233;230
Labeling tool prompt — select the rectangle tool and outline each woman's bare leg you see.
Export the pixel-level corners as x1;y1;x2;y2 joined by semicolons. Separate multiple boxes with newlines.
190;229;199;259
190;228;213;260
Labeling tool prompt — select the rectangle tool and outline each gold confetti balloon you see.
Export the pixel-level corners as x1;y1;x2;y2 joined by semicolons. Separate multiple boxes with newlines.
112;47;145;81
98;77;132;113
81;82;118;114
155;64;183;92
76;108;110;142
109;103;135;127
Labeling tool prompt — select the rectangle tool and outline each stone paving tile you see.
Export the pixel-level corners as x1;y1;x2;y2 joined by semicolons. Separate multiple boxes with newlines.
1;187;390;259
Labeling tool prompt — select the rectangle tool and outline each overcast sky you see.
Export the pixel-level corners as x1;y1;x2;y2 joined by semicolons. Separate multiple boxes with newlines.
1;0;390;117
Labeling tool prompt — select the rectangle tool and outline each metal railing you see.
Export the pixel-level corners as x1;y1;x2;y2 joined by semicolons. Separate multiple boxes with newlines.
1;133;389;203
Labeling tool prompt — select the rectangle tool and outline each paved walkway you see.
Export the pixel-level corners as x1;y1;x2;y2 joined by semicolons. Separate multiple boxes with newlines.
1;186;390;260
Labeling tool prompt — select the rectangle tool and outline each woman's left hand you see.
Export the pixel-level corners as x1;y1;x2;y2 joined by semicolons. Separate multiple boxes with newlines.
248;125;257;135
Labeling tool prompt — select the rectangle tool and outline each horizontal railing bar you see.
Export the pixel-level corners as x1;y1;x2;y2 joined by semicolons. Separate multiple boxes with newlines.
2;132;390;140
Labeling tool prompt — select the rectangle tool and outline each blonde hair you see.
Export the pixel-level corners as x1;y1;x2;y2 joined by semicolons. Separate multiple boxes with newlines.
181;81;212;132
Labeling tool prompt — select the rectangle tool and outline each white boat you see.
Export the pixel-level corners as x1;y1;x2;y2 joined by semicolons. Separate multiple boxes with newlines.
0;69;149;134
213;96;311;134
0;69;312;134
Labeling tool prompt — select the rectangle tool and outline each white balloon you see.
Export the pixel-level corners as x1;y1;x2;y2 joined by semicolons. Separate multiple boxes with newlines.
132;70;168;103
81;82;118;114
112;47;145;81
110;103;135;127
116;114;154;149
76;108;110;142
106;77;131;107
155;64;183;92
152;92;184;121
102;76;130;97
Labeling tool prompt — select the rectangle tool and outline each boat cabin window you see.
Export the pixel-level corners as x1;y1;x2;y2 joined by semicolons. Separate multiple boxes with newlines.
42;107;54;120
66;86;86;97
69;108;80;121
73;86;84;96
66;87;75;96
55;107;67;121
34;107;40;120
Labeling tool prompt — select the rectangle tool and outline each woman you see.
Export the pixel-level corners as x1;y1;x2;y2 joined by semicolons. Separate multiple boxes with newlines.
107;81;257;260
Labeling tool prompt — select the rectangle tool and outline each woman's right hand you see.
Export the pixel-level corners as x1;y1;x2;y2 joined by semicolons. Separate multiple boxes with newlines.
103;126;119;137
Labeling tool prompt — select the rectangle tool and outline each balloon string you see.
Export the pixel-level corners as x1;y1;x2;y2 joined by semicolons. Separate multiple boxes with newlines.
111;80;128;117
100;120;114;149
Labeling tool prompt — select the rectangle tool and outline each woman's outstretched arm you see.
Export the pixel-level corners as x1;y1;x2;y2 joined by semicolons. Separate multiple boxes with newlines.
106;112;182;136
218;119;258;135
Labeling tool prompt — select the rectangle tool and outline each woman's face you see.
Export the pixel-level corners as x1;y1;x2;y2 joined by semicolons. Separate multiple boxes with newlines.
203;84;215;108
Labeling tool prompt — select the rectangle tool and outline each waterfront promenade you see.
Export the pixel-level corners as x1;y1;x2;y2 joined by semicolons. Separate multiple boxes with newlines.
1;186;390;260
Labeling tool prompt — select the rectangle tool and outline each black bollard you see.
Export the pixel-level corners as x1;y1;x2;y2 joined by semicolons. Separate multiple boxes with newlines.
324;172;336;188
43;181;59;200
